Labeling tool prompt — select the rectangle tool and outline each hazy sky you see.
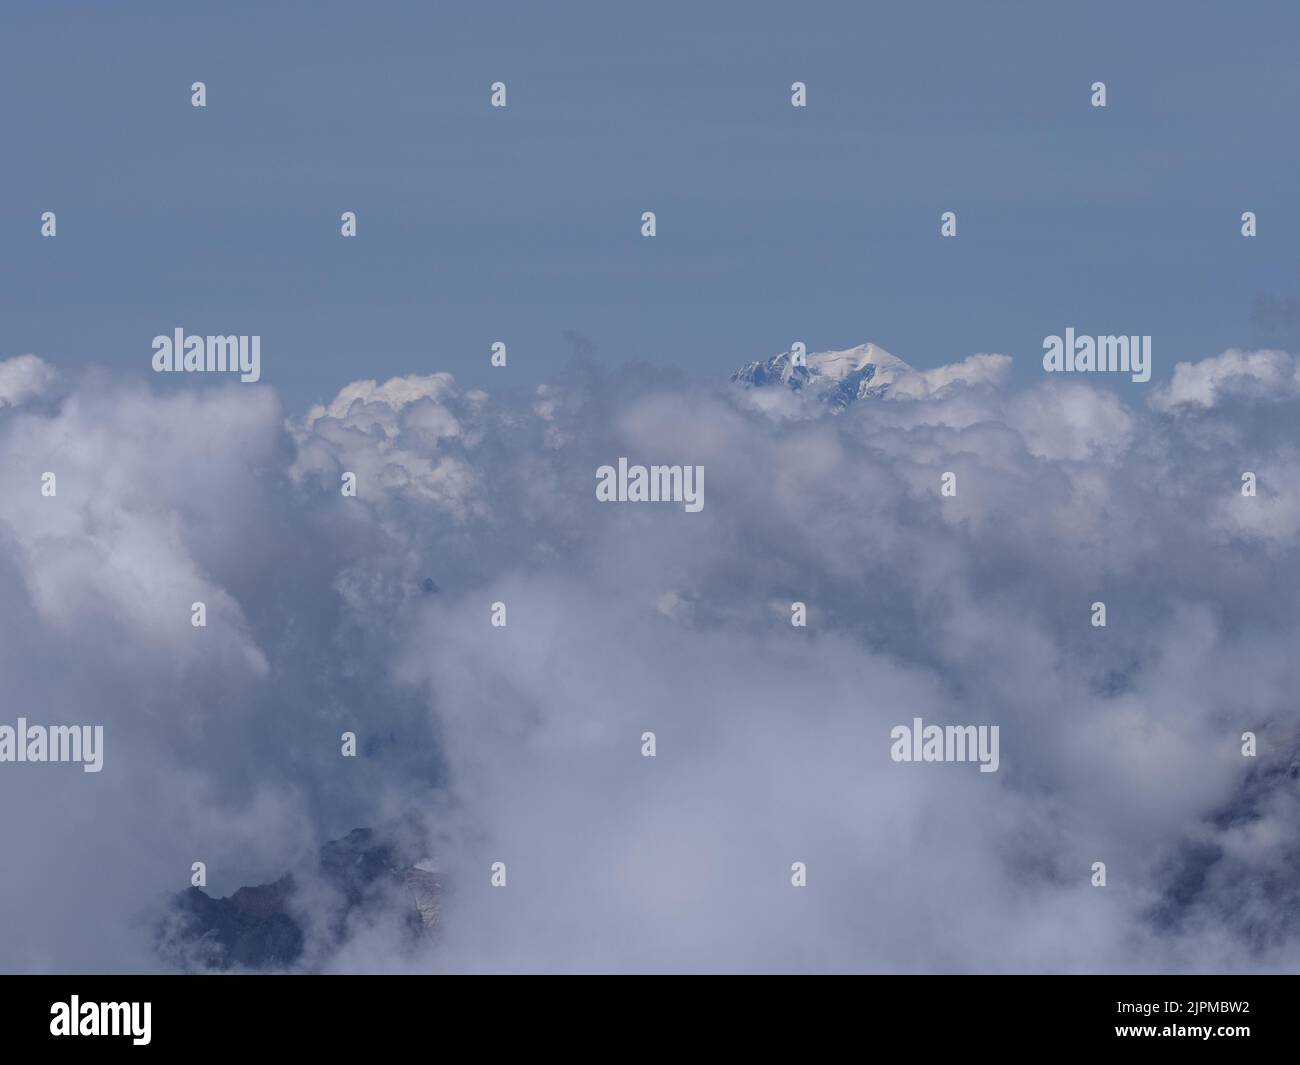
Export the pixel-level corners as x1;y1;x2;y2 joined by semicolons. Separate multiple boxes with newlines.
3;1;1300;408
4;2;1300;975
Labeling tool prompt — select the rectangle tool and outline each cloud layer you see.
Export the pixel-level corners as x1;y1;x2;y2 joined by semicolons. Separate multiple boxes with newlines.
2;344;1299;973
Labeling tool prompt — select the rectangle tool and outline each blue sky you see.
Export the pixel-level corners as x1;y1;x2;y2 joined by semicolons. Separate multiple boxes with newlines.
7;2;1300;975
2;1;1299;409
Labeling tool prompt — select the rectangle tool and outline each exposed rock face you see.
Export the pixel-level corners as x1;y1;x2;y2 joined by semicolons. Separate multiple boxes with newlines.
157;822;441;972
1149;732;1300;952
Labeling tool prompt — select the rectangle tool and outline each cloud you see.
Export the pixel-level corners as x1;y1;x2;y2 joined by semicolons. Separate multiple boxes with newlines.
1005;380;1134;463
2;345;1300;973
887;352;1013;400
1149;348;1299;412
290;373;487;519
0;354;57;408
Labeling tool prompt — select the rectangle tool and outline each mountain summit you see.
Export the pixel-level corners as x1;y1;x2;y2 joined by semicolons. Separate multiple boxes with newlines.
730;342;913;409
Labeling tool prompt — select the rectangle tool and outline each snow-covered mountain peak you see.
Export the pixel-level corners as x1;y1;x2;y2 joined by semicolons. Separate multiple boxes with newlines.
730;342;914;408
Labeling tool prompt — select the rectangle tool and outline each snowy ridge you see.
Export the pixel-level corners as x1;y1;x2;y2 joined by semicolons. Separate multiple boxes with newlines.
730;342;914;409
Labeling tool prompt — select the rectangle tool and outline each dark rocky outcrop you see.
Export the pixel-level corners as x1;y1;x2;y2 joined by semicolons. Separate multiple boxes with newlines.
157;821;441;971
